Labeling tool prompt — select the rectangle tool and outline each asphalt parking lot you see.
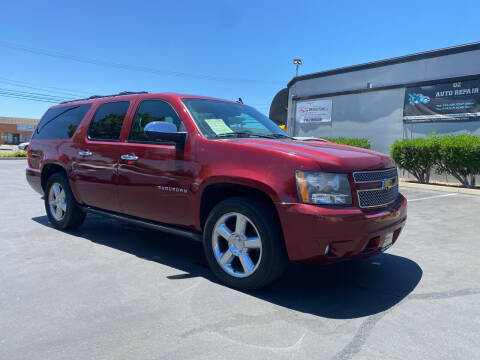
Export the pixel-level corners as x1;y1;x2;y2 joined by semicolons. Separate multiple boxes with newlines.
1;160;479;360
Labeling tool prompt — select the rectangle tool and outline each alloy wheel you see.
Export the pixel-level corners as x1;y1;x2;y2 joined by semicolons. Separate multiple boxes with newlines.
48;182;67;221
212;212;263;278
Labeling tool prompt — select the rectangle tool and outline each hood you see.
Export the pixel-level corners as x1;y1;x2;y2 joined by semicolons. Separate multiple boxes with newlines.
228;138;394;172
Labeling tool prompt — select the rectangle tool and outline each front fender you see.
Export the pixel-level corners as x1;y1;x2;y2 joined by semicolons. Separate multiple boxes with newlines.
191;175;282;230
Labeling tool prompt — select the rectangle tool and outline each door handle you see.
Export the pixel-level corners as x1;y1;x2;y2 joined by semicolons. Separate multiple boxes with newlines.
121;154;139;161
78;150;92;157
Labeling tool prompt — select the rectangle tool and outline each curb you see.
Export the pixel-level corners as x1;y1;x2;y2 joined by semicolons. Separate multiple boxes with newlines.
0;157;27;160
399;180;480;195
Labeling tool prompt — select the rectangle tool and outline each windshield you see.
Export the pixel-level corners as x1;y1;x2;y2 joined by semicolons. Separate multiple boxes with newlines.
182;99;290;139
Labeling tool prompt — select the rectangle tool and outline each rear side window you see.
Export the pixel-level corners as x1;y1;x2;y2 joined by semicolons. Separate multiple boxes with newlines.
88;101;130;141
129;100;184;142
35;104;92;139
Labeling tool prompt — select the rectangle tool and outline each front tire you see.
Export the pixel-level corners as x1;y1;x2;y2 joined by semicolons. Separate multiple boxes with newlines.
44;172;86;230
203;197;288;290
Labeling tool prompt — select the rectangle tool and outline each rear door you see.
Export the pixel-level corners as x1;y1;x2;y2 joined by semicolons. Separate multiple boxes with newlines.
117;98;195;227
72;100;133;212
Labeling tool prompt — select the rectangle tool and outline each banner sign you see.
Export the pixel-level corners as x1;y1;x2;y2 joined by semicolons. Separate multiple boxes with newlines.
403;79;480;122
17;124;35;131
296;99;332;123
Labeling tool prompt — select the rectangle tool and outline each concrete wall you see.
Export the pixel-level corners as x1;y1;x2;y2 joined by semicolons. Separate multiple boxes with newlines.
292;88;405;154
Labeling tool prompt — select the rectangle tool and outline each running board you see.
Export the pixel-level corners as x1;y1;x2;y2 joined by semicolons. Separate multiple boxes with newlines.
82;206;202;242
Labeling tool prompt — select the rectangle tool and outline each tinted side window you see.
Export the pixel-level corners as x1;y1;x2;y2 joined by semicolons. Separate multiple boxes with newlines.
129;100;184;142
35;104;92;139
88;101;130;141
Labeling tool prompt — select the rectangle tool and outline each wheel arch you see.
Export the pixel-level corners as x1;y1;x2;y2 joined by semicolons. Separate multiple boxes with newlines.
41;163;68;191
40;162;82;204
198;181;282;232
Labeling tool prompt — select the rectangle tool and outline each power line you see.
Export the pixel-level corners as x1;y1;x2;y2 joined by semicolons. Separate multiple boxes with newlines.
0;77;88;98
0;88;71;101
0;93;61;104
0;88;73;104
0;76;91;97
0;40;284;84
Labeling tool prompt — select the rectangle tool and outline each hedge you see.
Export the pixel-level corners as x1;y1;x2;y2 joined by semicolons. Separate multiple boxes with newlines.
323;137;371;149
0;150;27;158
391;133;480;188
390;138;438;184
433;134;480;188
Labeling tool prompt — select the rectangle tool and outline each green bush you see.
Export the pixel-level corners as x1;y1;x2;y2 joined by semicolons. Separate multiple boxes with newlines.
323;137;371;149
390;138;438;183
432;133;480;188
0;150;27;158
390;133;480;188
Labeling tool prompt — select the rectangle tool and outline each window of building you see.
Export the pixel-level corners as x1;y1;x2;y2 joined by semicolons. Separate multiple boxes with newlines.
3;133;20;144
129;100;184;142
88;101;130;141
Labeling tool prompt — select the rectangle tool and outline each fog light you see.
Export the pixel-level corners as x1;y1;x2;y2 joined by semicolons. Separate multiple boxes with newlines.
312;193;350;205
325;244;330;255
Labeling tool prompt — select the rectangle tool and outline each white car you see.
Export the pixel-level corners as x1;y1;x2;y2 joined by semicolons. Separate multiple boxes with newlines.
18;142;29;150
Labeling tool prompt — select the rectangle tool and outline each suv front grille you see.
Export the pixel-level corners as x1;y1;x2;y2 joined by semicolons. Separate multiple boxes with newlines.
353;168;399;208
353;167;398;183
357;184;399;208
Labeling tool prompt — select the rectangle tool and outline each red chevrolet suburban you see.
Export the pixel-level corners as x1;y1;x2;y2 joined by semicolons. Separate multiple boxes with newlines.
26;91;407;290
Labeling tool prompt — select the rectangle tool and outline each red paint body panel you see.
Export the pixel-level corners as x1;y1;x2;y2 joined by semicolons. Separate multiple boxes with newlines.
276;195;407;262
26;167;42;194
26;92;407;264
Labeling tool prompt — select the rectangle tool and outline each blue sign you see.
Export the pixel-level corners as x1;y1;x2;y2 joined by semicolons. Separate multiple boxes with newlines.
404;79;480;123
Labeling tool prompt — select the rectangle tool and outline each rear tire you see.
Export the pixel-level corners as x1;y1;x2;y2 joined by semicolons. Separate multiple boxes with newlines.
44;172;86;230
203;197;288;290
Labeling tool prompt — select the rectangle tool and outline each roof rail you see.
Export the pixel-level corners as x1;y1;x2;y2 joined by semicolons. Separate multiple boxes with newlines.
60;91;149;104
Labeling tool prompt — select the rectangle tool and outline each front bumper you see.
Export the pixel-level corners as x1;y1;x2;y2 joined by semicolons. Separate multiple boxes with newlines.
276;194;407;263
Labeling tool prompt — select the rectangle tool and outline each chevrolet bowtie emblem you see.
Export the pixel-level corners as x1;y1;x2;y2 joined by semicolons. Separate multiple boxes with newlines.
381;176;398;190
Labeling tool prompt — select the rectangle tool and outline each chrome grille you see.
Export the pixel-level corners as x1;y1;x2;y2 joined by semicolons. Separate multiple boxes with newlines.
353;168;399;208
357;185;399;208
353;168;398;183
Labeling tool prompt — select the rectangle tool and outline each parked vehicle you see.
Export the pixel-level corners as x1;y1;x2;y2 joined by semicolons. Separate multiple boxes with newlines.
18;142;29;150
26;91;407;290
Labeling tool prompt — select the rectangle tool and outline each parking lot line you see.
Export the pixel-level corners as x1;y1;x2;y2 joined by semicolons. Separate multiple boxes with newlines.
408;193;457;202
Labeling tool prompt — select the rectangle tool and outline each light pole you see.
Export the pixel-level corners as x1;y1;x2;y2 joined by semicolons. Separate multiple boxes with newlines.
293;59;302;77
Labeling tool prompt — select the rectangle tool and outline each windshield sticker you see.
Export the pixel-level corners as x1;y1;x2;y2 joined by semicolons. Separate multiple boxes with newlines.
205;118;233;134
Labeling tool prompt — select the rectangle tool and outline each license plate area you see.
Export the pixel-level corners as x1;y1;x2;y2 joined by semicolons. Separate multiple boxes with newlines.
381;232;394;251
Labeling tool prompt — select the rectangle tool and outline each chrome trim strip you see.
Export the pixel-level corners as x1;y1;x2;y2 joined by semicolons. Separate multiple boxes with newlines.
82;206;202;242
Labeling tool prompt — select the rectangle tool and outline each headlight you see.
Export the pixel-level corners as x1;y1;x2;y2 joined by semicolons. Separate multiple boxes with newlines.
295;171;352;205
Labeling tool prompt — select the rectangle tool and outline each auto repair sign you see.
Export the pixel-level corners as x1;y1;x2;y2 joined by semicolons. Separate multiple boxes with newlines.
403;79;480;122
296;99;332;123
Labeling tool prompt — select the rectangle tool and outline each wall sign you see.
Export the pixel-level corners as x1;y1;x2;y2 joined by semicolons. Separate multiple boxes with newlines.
296;99;332;123
17;124;35;131
403;79;480;122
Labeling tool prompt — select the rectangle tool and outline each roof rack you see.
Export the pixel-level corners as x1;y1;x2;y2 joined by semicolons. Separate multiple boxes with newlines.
60;91;149;104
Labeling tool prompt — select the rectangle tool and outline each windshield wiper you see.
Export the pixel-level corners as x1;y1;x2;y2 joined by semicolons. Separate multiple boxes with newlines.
260;133;293;139
215;131;251;138
215;132;292;139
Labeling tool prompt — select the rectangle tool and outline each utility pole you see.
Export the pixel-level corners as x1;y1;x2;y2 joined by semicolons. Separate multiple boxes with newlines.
293;59;302;77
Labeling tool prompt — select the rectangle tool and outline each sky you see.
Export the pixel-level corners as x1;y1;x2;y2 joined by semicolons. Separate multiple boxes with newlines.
0;0;479;119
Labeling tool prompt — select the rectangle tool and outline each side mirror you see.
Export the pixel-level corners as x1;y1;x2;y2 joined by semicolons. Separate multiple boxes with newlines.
144;121;187;149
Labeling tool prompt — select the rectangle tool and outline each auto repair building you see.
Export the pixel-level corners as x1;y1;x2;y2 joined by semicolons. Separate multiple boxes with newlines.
270;42;480;155
0;116;39;145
